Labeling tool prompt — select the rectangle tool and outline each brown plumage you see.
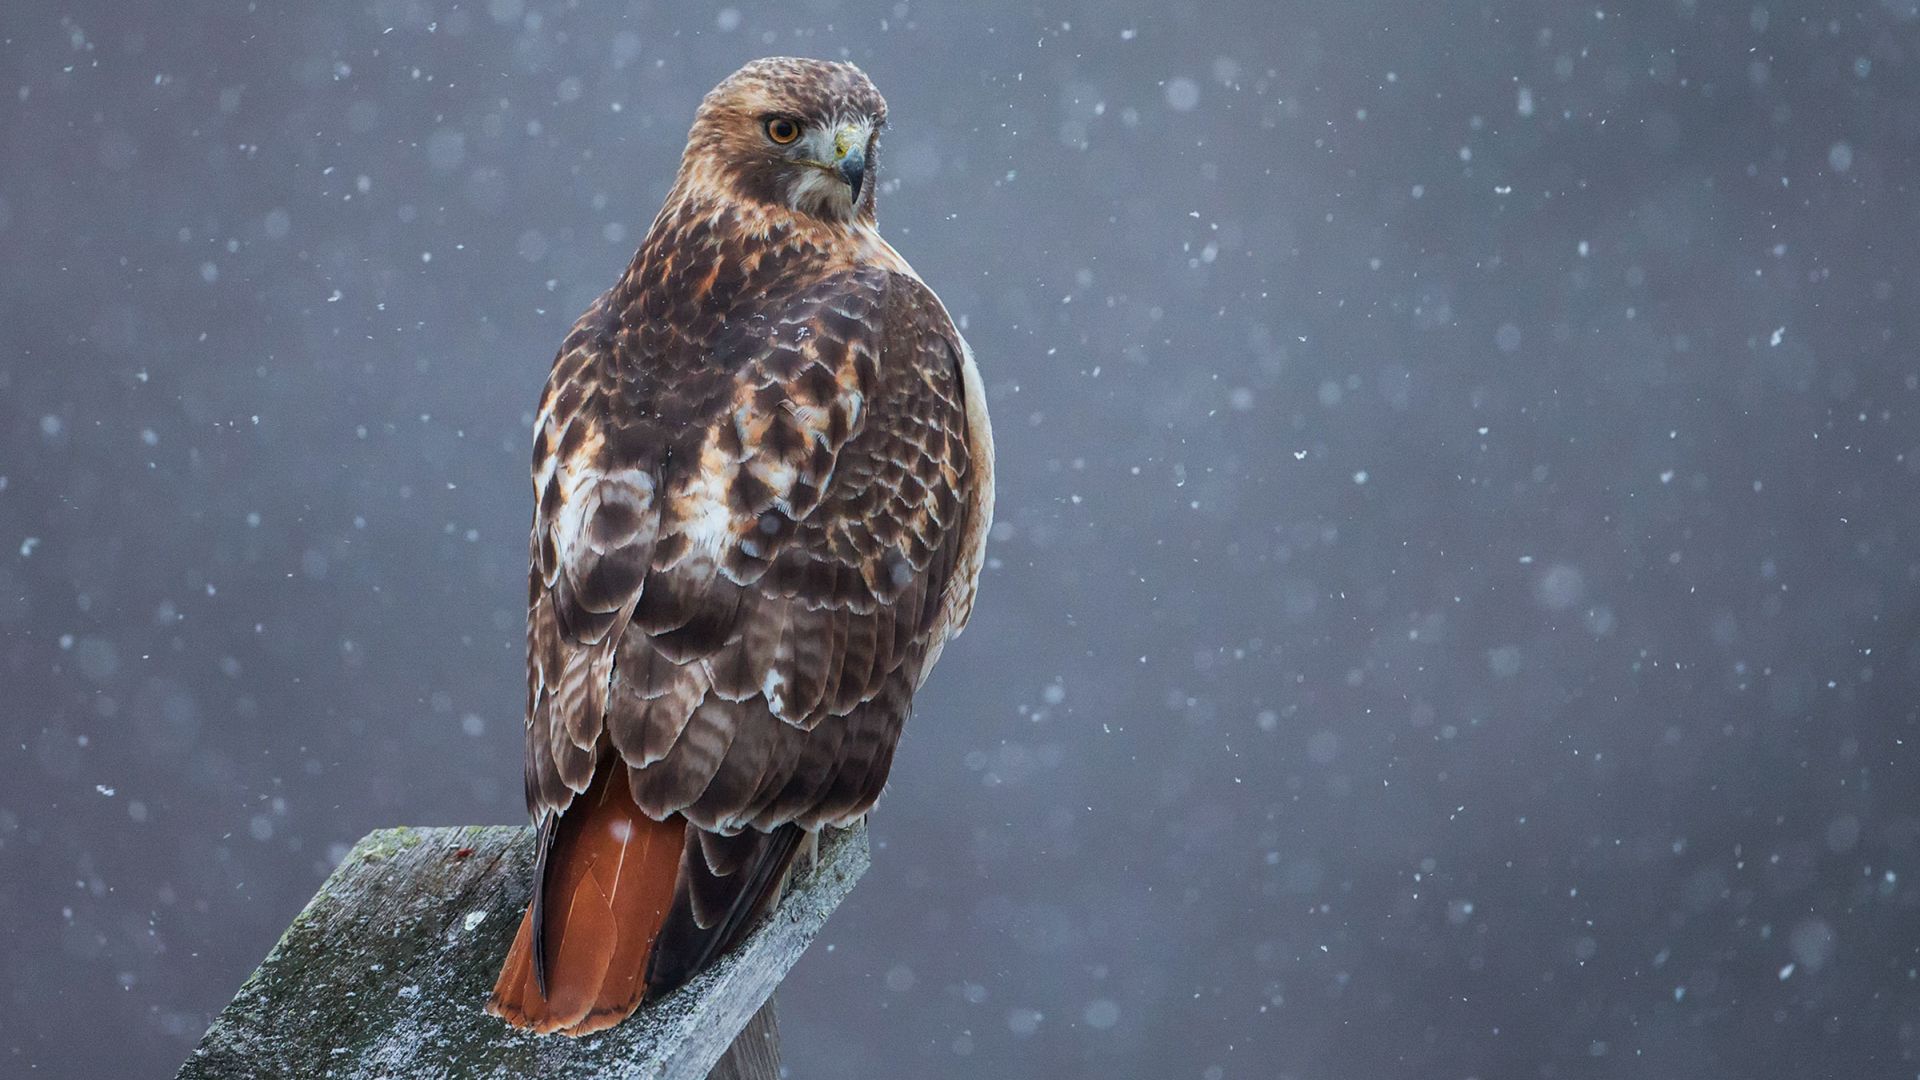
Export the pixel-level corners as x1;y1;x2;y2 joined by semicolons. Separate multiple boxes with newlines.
486;57;995;1035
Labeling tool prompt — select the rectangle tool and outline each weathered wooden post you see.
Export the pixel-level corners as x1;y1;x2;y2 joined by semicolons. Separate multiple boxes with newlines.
176;821;869;1079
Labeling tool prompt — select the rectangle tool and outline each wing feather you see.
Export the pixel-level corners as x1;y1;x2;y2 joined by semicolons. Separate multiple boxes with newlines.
524;264;988;841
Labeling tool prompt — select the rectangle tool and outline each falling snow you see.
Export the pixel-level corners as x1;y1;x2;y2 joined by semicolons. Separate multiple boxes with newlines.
3;4;1915;1080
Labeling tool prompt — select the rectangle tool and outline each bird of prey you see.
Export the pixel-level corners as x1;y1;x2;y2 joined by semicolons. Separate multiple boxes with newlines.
486;57;995;1036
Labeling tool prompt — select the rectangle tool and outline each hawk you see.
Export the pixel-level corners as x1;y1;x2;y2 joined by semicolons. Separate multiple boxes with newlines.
486;58;995;1036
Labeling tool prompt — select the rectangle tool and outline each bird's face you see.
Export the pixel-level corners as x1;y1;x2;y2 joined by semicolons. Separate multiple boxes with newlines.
760;112;880;221
680;58;888;226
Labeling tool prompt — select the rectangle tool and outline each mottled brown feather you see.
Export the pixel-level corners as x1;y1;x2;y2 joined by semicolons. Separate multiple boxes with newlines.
495;56;993;1036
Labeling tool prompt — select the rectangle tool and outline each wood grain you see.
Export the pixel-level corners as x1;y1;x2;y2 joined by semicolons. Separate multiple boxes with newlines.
176;822;867;1079
708;997;782;1080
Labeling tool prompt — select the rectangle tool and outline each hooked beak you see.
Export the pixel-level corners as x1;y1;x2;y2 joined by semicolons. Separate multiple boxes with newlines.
832;125;867;205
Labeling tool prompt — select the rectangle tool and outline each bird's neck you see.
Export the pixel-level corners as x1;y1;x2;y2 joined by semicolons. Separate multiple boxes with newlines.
612;192;902;319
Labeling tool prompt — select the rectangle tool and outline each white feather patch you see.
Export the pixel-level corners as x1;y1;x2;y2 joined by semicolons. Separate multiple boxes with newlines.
761;669;787;715
552;467;655;569
674;450;737;566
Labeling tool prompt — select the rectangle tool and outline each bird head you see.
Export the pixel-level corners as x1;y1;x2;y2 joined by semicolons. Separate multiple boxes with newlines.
678;58;888;226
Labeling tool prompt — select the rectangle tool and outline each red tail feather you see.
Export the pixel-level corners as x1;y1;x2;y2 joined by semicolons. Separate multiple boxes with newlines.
487;763;683;1036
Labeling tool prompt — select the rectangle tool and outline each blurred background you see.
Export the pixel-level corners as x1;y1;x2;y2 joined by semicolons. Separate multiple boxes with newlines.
5;0;1920;1076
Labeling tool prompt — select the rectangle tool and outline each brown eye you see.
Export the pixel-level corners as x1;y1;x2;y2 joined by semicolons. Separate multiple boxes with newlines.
765;117;800;145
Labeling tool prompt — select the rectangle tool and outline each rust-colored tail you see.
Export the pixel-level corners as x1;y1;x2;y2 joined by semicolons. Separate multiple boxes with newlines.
486;762;682;1036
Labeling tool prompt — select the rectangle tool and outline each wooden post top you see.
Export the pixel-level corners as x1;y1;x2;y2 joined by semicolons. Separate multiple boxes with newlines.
177;822;868;1080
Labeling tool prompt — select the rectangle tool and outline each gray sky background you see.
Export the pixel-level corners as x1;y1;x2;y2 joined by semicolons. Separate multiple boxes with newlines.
4;1;1920;1077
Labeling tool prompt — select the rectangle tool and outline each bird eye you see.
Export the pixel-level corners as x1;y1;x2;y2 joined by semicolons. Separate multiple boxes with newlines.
765;117;800;145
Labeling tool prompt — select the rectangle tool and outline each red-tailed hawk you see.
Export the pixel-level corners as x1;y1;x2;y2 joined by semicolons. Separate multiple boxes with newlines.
486;58;995;1035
